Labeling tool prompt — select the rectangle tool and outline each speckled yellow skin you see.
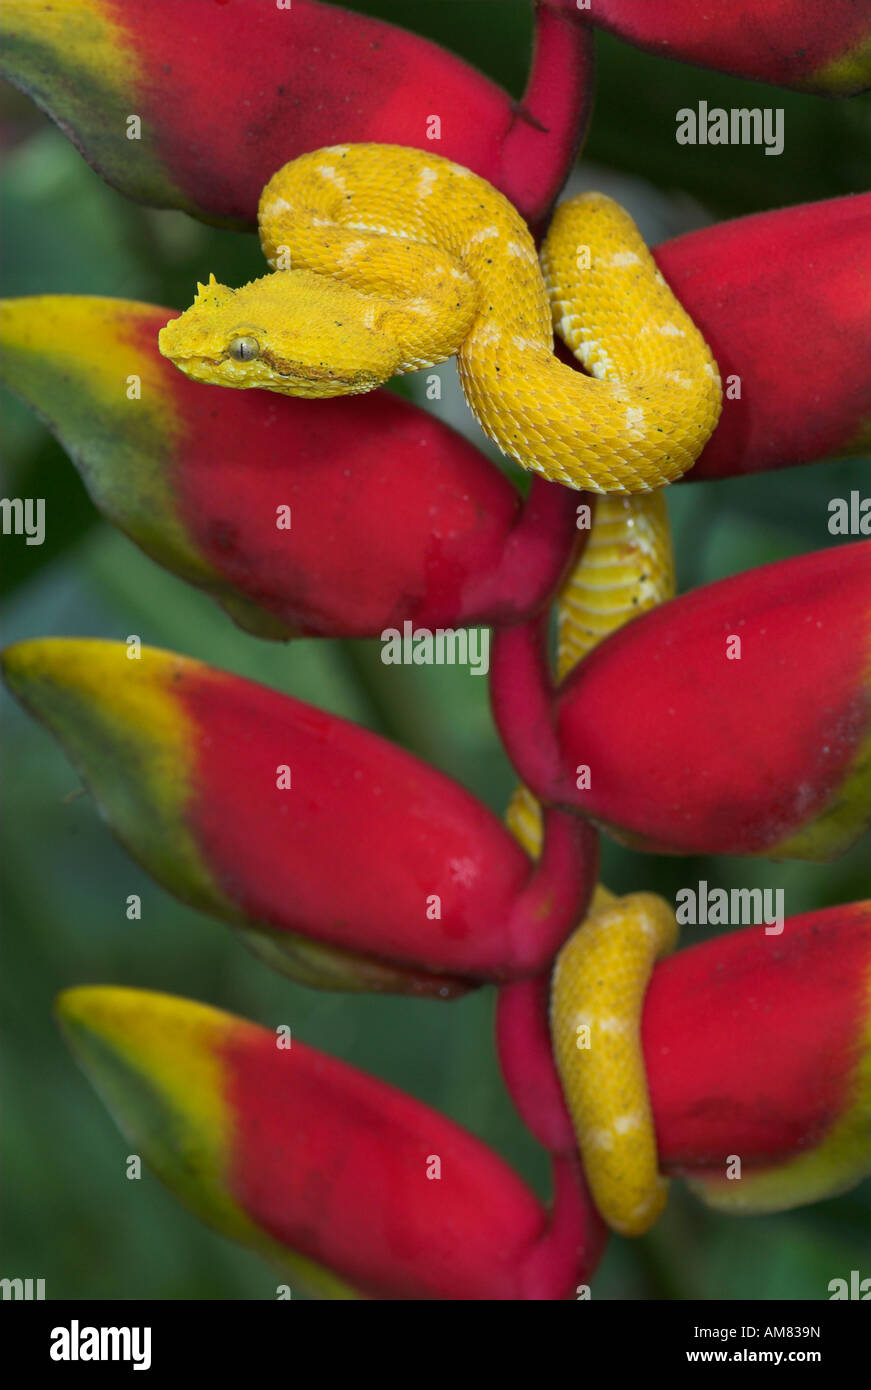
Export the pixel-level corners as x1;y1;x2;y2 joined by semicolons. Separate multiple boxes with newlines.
551;894;679;1235
159;143;722;493
557;492;676;679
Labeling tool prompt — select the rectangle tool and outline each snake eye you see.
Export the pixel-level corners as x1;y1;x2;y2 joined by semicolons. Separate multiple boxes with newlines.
228;336;260;362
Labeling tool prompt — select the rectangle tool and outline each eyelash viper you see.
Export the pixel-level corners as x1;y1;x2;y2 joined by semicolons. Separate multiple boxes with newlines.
159;142;722;494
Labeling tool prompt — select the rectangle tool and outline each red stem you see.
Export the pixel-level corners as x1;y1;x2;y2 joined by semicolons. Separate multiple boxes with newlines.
466;476;582;625
496;972;576;1152
490;612;568;801
501;1;595;228
506;808;599;973
519;1155;608;1297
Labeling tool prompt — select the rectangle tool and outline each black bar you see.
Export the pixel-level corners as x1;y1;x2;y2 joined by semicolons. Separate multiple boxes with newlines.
0;1297;866;1374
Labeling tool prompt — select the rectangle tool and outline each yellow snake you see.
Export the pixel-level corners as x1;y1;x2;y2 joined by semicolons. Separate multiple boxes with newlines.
506;499;680;1237
505;463;681;1237
159;143;722;493
160;142;717;1234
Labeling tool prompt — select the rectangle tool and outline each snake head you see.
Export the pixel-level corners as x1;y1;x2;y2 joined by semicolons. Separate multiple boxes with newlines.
158;270;401;398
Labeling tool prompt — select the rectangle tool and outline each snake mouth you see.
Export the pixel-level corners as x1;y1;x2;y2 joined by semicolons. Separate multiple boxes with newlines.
158;345;376;397
261;355;384;396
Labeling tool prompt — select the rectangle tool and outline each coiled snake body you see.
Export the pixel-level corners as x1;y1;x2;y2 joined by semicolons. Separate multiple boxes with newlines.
160;143;722;493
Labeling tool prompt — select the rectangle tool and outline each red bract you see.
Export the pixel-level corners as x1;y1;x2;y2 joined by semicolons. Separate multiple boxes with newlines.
57;986;608;1300
574;0;871;93
657;194;871;479
494;542;871;859
2;639;598;989
499;901;871;1212
0;0;592;227
183;655;592;979
224;1038;601;1300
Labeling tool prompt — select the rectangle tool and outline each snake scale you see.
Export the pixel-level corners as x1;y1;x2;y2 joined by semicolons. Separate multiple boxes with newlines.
160;142;722;1240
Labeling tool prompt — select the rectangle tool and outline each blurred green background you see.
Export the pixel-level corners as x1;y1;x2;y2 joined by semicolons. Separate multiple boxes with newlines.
1;0;869;1300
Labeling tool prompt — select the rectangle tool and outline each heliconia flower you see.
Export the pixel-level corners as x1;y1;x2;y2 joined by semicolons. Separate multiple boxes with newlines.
56;985;608;1300
492;541;871;860
656;194;871;480
498;900;871;1214
2;639;598;991
0;296;579;639
571;0;871;94
0;0;592;228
